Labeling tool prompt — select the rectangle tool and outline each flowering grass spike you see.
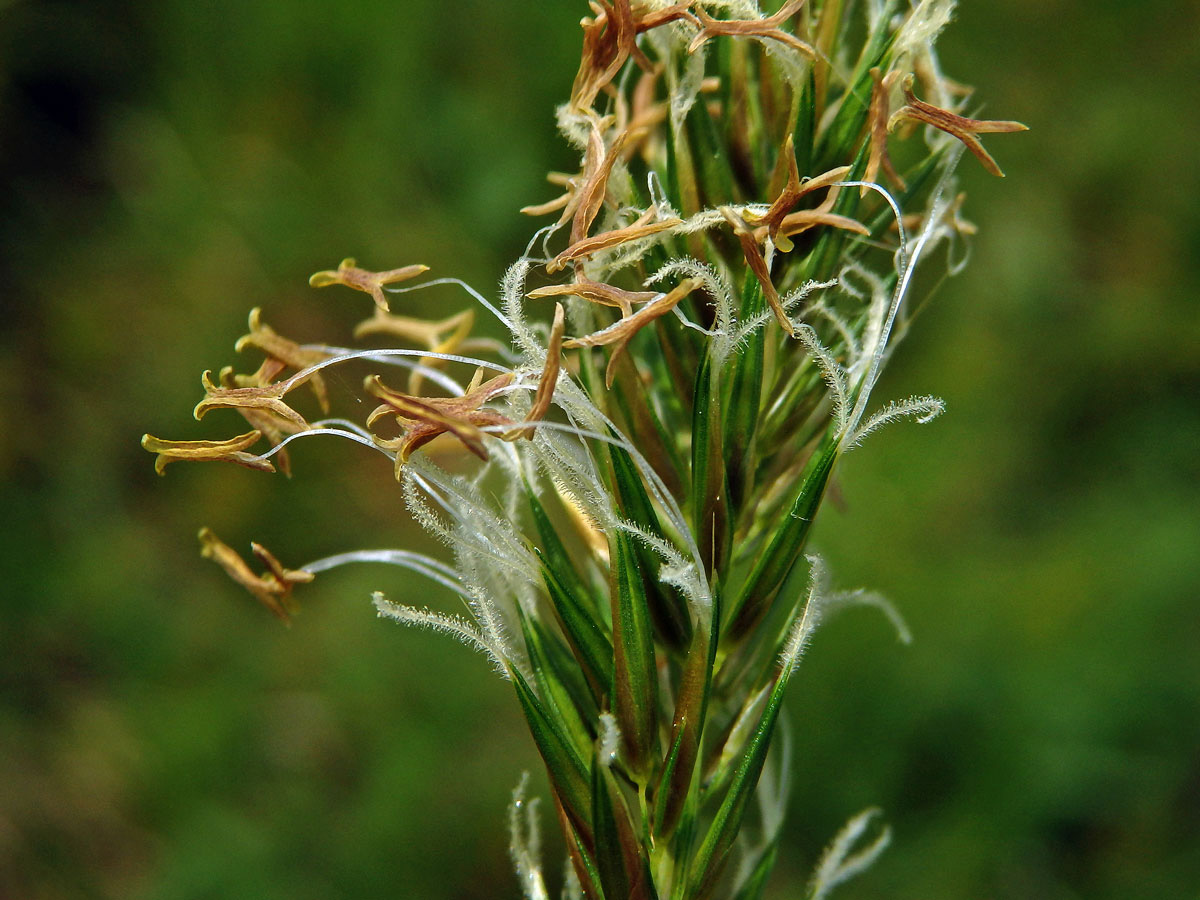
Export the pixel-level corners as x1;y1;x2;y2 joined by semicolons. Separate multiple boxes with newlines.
143;2;1023;897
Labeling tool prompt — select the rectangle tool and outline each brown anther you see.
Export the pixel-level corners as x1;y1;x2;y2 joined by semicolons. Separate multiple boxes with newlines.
523;115;634;235
625;65;668;157
743;135;851;252
572;122;631;249
251;541;313;592
141;430;275;475
888;74;1028;177
892;191;977;238
688;0;815;59
563;277;700;387
194;370;311;432
570;1;695;110
632;64;661;111
354;308;476;394
235;308;332;412
913;57;974;103
571;0;640;110
547;207;682;274
222;357;287;390
521;192;573;218
635;2;698;32
946;191;978;237
864;67;907;195
771;210;868;243
365;371;516;463
521;172;581;221
507;303;565;440
528;277;658;318
216;366;306;476
308;258;430;312
198;527;312;622
721;208;793;337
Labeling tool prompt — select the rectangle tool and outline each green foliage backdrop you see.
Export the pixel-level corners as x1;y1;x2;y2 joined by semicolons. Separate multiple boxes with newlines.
1;1;1197;897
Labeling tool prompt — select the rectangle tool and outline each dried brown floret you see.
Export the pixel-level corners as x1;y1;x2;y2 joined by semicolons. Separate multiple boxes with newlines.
523;114;637;237
570;0;696;110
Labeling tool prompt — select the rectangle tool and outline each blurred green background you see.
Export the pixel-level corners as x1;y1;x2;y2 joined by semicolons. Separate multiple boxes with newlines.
1;1;1197;897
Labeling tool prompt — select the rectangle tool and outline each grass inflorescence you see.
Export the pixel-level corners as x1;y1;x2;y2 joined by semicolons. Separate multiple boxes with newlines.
143;2;1023;897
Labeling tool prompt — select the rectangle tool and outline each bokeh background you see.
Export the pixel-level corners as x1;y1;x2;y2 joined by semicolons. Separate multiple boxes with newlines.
2;1;1197;897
